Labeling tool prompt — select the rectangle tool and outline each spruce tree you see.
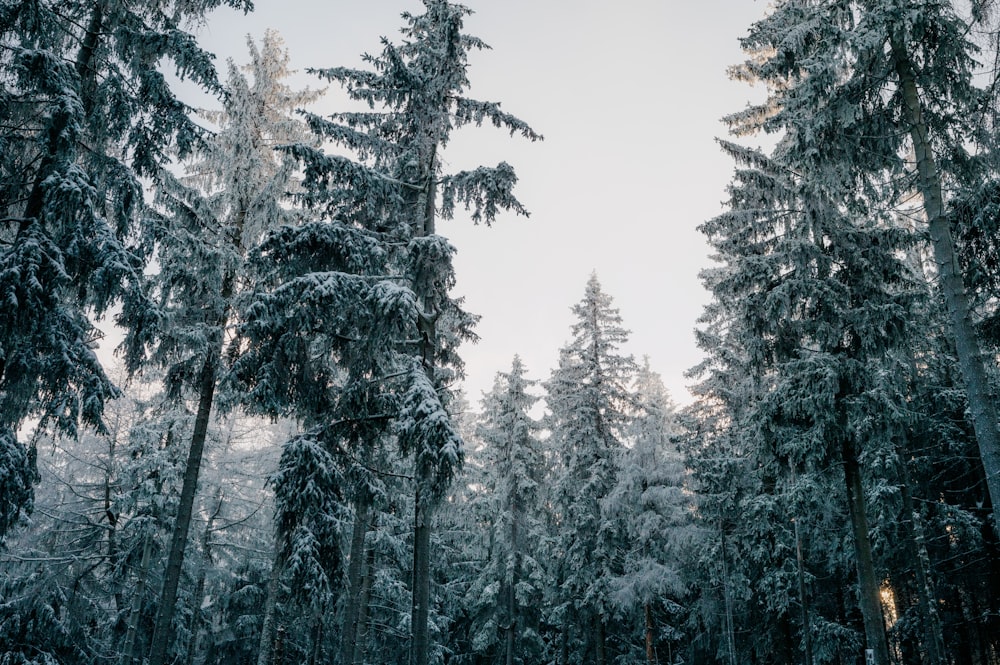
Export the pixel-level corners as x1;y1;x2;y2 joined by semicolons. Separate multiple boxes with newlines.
0;0;250;541
732;0;1000;540
544;274;637;665
465;356;545;665
126;31;318;665
603;359;691;665
230;4;539;664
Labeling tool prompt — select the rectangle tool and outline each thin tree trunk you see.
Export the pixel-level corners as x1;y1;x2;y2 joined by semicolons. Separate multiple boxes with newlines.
891;33;1000;542
842;441;890;665
352;534;376;665
411;487;432;665
790;464;813;665
594;615;606;665
148;351;219;665
720;527;737;665
505;503;519;665
645;602;656;665
256;547;284;665
897;453;945;665
122;533;153;665
409;147;439;665
186;492;222;661
340;499;370;665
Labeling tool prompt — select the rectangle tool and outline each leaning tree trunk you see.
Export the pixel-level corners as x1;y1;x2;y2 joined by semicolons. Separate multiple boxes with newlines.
891;33;1000;542
148;350;220;665
842;439;890;665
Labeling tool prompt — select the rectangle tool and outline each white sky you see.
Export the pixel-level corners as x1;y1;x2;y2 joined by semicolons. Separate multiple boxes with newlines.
190;0;770;408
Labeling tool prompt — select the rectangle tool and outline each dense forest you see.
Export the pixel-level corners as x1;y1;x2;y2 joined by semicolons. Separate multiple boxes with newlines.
2;1;1000;664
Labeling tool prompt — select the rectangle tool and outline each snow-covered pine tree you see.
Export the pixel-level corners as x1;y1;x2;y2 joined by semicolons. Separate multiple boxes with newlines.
543;274;637;665
124;31;319;665
695;121;921;663
230;4;539;664
463;356;546;665
603;358;692;665
732;0;1000;542
0;0;250;541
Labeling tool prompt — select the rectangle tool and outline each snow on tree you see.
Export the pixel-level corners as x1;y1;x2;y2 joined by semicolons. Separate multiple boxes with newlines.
460;356;546;665
229;4;539;664
543;273;637;665
0;0;251;541
120;30;320;665
603;358;692;664
732;0;1000;544
694;112;924;662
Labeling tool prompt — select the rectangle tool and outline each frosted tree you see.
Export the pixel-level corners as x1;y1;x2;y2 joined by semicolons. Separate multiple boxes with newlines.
603;359;692;665
0;0;250;541
544;274;637;665
230;4;539;664
694;115;925;663
462;356;546;665
731;0;1000;543
122;31;319;665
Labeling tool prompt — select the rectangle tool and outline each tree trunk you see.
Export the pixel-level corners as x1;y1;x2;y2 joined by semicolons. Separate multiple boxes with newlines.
720;527;738;665
122;533;153;665
256;547;284;665
890;33;1000;542
645;602;656;665
594;615;606;665
340;498;370;665
352;534;376;665
897;455;945;665
411;487;432;665
148;351;219;665
790;463;813;665
842;440;890;665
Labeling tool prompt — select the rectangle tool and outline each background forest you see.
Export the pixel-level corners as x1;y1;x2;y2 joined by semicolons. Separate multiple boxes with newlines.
2;1;1000;665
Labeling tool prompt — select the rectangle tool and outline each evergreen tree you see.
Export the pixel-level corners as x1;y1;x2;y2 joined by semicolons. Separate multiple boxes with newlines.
544;274;637;665
603;359;692;665
464;356;546;665
125;31;318;665
732;0;1000;540
694;119;921;663
0;0;250;541
230;4;539;664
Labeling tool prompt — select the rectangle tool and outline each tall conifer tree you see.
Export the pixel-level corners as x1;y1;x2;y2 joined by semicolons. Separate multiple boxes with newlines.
544;274;637;665
0;0;250;540
231;4;539;663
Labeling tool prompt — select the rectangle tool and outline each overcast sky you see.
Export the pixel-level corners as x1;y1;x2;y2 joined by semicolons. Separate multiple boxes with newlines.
191;0;769;407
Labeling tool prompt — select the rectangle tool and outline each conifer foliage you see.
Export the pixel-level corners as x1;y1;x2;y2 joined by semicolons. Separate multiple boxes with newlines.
0;0;250;539
230;3;540;664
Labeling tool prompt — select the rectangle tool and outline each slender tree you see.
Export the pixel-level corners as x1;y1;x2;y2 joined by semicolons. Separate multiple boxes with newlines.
231;4;539;664
130;32;318;665
0;0;250;542
544;274;637;665
464;356;545;665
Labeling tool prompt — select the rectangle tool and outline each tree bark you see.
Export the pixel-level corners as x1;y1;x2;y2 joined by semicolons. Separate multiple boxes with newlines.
122;533;153;665
148;351;219;665
410;487;432;665
256;547;284;665
644;602;656;665
842;441;890;665
897;452;945;665
352;534;376;665
340;498;370;665
891;33;1000;542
